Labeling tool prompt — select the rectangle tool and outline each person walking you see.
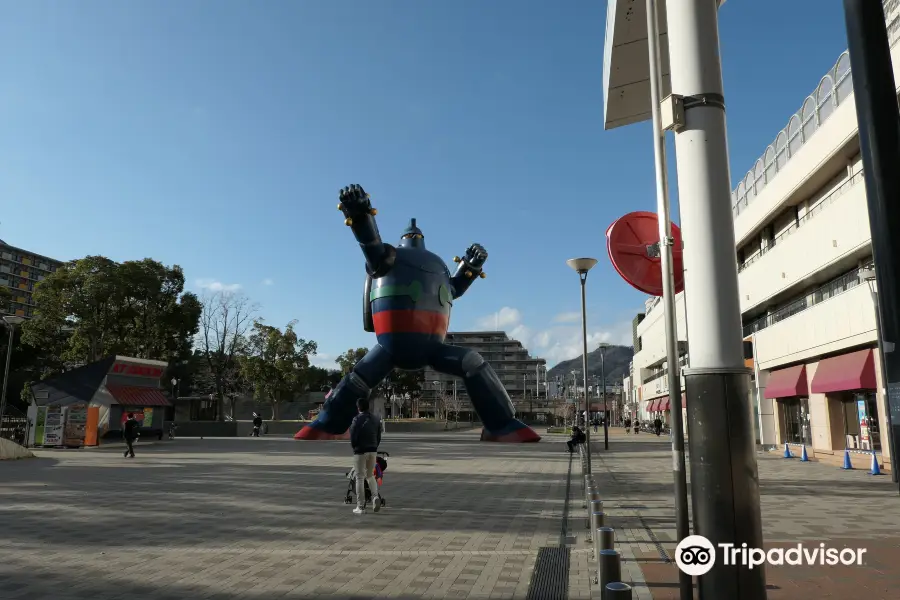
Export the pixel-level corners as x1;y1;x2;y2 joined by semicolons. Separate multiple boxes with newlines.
653;416;662;437
122;413;139;458
350;397;383;515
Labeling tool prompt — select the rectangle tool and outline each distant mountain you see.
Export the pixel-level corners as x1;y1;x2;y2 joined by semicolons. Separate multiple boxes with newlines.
547;345;634;383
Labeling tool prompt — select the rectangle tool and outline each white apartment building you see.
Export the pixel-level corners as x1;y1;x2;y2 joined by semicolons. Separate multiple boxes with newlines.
628;3;900;471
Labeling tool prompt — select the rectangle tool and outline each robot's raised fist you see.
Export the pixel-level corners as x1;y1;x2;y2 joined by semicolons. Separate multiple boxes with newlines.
465;243;488;269
337;184;375;224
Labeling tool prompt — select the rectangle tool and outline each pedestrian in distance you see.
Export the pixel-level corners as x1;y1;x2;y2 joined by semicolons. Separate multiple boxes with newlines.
122;413;139;458
653;416;662;437
350;397;383;515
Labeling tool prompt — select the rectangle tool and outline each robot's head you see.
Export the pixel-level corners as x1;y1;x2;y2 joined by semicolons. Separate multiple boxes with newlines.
399;218;426;249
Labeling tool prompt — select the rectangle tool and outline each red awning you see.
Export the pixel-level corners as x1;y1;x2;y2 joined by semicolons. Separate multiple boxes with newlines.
648;399;658;412
658;397;670;411
107;384;172;407
810;349;877;394
764;365;808;399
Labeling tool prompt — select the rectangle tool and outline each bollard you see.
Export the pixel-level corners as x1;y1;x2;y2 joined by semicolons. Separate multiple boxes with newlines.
605;582;633;599
593;526;615;559
585;484;599;509
597;549;622;592
586;500;604;529
590;511;605;535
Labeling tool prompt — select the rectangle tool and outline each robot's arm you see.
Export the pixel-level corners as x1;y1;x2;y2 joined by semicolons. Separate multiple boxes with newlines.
338;184;396;277
450;243;488;299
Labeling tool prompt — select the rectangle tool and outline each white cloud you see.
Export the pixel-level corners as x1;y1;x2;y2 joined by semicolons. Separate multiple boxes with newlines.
262;278;274;286
310;353;335;369
476;306;522;330
472;306;633;368
552;311;582;324
195;278;242;293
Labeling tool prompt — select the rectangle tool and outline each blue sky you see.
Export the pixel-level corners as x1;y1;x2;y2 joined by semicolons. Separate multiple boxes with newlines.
0;1;852;368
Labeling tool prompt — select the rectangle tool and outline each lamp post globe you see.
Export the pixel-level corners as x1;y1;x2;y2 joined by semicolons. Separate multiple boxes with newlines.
566;257;598;274
566;257;598;473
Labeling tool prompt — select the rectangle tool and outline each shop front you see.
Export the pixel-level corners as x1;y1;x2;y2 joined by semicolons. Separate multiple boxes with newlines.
764;364;812;447
810;348;880;453
28;355;172;447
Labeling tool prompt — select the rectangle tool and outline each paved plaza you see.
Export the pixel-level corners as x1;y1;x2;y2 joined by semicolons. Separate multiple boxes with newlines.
0;429;898;599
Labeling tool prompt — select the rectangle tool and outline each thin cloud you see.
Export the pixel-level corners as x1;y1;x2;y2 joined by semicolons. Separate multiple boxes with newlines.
553;311;582;324
262;278;274;286
195;278;242;293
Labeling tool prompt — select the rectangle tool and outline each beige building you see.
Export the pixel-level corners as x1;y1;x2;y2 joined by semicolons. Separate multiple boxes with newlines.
420;331;547;417
1;239;64;319
628;8;900;472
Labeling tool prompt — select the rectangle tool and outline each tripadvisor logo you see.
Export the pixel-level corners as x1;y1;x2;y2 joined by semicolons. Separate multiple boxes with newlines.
676;535;867;575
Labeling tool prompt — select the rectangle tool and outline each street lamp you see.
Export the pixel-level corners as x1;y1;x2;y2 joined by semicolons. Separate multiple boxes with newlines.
598;342;611;450
567;257;598;473
1;315;27;431
859;267;898;483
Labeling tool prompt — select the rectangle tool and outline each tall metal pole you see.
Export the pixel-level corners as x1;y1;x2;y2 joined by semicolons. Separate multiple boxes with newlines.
868;283;898;482
646;0;692;597
601;346;609;449
0;324;15;428
843;0;900;495
579;275;592;472
667;0;766;597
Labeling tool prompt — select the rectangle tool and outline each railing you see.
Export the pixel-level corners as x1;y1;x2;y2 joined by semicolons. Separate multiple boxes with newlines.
737;169;863;273
742;267;864;337
731;49;853;220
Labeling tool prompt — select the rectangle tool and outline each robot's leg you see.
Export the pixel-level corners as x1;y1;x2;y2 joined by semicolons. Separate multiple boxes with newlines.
295;344;395;440
429;344;541;443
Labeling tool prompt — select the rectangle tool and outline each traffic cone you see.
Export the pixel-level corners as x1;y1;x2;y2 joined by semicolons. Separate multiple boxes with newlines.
783;443;792;458
841;449;853;470
869;452;882;476
800;445;809;462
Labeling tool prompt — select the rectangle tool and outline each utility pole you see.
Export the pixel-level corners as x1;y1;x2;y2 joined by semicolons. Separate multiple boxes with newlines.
666;0;766;597
843;0;900;494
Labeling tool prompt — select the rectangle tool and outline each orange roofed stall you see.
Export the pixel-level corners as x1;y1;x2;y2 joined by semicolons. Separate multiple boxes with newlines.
27;356;172;448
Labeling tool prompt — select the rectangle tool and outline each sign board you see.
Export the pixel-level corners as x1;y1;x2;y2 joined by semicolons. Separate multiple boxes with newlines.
110;363;164;378
44;405;64;446
607;211;685;296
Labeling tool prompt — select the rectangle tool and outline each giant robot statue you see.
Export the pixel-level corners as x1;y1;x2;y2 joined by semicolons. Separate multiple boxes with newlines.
295;184;541;443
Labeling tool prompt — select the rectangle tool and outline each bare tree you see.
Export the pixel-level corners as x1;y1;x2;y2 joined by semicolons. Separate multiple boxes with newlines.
445;389;463;428
198;291;258;421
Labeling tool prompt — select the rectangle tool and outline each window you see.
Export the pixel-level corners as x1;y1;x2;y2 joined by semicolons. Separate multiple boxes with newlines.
781;397;811;444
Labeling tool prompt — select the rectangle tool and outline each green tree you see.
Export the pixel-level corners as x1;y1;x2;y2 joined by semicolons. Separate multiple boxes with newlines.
240;320;317;420
22;256;201;366
335;347;369;375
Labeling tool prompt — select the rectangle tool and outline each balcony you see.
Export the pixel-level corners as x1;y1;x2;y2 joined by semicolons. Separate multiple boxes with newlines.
753;284;877;371
738;173;871;313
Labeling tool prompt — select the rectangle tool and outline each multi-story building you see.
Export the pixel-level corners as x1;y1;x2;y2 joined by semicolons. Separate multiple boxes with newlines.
629;4;900;473
0;239;64;318
420;331;547;417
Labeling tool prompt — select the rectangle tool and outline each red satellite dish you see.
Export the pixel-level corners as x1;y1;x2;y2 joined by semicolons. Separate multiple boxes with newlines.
607;211;685;296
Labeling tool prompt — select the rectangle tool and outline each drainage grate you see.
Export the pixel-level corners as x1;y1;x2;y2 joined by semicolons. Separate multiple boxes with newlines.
525;547;570;600
637;512;672;563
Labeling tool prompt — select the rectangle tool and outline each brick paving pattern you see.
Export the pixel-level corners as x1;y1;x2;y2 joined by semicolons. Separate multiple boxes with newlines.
0;431;576;600
580;430;900;599
2;428;898;598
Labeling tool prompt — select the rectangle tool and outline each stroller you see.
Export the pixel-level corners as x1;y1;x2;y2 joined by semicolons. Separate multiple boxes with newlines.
344;451;389;508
